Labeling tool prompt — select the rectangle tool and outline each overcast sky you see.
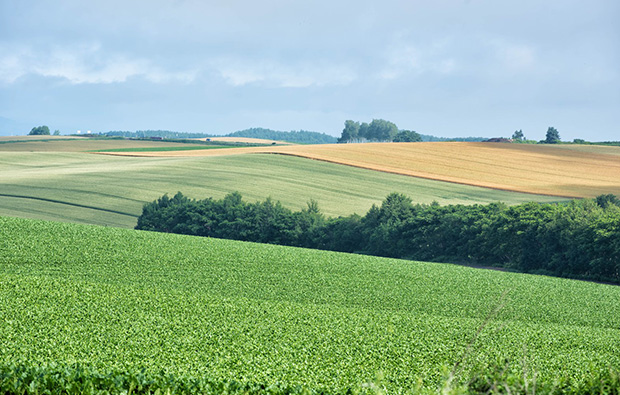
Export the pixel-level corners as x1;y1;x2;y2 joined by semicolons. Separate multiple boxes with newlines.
1;0;618;140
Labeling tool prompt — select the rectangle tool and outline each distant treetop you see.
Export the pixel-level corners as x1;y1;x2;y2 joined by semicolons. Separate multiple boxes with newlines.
544;127;561;144
29;125;50;135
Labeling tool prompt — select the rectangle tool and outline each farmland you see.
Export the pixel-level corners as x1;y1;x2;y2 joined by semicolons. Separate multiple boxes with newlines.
104;142;620;198
1;216;620;393
0;138;568;228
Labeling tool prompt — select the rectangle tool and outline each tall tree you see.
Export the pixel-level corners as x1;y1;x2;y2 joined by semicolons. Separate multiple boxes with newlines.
338;120;360;143
545;127;560;144
368;119;398;141
359;122;370;140
512;129;525;141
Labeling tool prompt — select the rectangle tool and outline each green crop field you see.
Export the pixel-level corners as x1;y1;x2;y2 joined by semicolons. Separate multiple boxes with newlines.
0;151;567;228
1;216;619;393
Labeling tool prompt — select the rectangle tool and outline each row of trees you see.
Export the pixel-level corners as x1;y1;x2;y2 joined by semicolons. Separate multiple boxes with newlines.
339;121;564;145
512;127;561;144
338;119;422;143
137;192;620;284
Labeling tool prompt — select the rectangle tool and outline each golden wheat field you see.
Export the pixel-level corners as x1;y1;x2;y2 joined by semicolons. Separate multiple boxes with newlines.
99;142;620;198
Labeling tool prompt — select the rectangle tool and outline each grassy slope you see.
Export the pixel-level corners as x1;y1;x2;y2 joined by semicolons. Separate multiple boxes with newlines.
1;216;620;392
0;152;565;228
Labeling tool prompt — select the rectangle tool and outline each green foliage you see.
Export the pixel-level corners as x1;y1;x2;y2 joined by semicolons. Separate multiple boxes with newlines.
393;130;422;142
544;127;561;144
228;128;338;144
338;119;400;142
136;192;326;247
2;216;620;392
511;129;525;141
0;363;318;395
28;125;50;135
338;120;360;143
1;362;619;395
368;119;399;141
138;193;620;284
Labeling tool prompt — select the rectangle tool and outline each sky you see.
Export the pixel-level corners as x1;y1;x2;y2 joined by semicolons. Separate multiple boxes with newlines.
1;0;618;141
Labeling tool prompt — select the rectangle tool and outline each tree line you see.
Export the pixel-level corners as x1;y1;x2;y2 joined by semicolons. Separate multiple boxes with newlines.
338;119;423;143
105;128;337;144
136;192;620;284
512;127;561;144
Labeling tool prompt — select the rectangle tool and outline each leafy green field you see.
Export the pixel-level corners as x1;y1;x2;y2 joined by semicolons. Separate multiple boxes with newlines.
0;152;567;228
1;216;619;392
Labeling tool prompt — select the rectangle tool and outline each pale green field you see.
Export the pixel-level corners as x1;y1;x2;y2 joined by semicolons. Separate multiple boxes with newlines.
0;151;567;228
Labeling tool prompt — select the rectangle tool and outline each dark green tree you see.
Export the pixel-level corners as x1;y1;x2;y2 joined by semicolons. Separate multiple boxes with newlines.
367;119;398;141
544;127;560;144
512;130;525;141
393;130;422;142
358;122;370;140
338;120;360;143
29;125;50;135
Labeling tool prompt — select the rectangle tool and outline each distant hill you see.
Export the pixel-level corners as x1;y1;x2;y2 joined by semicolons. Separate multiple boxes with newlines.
105;128;338;144
0;116;29;136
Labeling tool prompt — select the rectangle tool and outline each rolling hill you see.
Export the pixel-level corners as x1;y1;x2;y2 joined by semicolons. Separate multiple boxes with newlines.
100;142;620;198
2;216;620;392
0;138;570;228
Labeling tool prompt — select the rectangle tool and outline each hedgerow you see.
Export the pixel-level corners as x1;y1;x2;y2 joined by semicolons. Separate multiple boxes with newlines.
136;192;620;284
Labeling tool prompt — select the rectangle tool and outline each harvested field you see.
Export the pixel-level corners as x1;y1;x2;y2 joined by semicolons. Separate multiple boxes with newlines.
98;142;620;198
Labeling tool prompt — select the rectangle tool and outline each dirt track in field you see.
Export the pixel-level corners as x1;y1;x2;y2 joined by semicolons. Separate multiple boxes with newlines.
96;142;620;198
